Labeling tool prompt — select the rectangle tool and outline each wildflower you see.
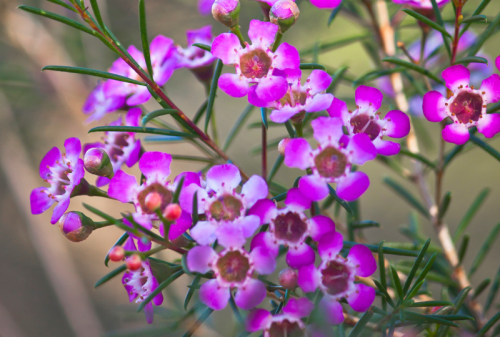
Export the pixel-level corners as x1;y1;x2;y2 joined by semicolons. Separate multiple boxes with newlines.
249;188;335;268
58;211;94;242
211;20;300;102
180;164;267;247
328;86;410;156
82;82;126;123
30;138;85;224
422;65;500;144
109;246;125;262
104;36;177;106
298;232;377;325
122;238;163;324
212;0;241;28
186;244;275;310
284;117;376;201
249;69;334;124
269;0;300;33
83;148;114;179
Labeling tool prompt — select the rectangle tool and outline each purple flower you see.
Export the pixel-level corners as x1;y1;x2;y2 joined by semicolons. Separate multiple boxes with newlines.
211;20;300;102
249;69;334;124
176;26;217;69
30;138;85;224
84;108;142;187
187;244;275;310
122;237;163;324
298;232;377;325
179;164;267;248
198;0;215;15
284;117;376;202
423;65;500;144
328;86;410;156
82;83;126;123
310;0;342;9
249;188;335;268
392;0;450;9
104;35;176;106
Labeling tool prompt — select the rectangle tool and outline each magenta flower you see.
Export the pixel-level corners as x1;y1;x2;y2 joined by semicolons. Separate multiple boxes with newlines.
187;244;275;310
249;69;334;123
249;188;335;268
179;164;267;248
30;138;85;224
392;0;450;9
328;86;410;156
198;0;215;15
211;20;300;102
122;237;163;324
423;65;500;144
284;117;376;202
496;55;500;71
310;0;342;9
175;26;217;72
104;35;176;106
82;82;126;123
298;232;377;325
84;107;142;187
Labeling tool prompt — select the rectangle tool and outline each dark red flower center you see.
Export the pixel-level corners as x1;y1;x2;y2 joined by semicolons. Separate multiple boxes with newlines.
240;49;272;79
209;195;243;221
268;319;304;337
351;114;381;140
216;251;250;283
105;133;131;162
138;183;172;214
450;91;483;124
321;260;350;296
314;146;347;178
279;90;307;108
272;211;308;243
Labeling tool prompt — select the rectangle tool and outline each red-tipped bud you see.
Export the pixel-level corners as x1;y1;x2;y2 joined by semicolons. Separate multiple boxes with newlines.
109;246;125;262
270;0;300;33
164;203;182;221
212;0;240;28
144;192;163;211
126;254;142;271
279;267;298;289
84;148;114;178
58;211;94;242
278;138;292;156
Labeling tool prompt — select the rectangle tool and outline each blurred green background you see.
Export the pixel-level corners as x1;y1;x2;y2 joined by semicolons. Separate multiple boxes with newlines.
0;0;499;335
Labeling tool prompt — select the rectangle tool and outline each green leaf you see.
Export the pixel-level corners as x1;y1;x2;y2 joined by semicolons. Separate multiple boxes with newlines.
138;0;154;78
458;234;469;264
477;310;500;337
267;154;284;183
473;278;491;299
460;0;491;36
261;108;268;130
382;57;445;85
271;191;287;202
374;280;396;308
407;300;453;307
403;239;431;295
137;269;184;312
223;104;255;151
18;6;95;35
104;233;129;267
300;33;370;56
172;175;185;204
488;101;500;114
470;222;500;276
141;109;178;126
468;12;500;57
485;265;500;311
299;63;326;70
170;155;212;163
89;125;197;138
461;15;487;24
192;43;211;52
89;0;105;31
390;266;404;302
383;177;430;219
42;65;145;85
327;185;353;215
453;188;490;242
192;191;199;226
402;9;452;38
47;0;78;12
327;66;349;94
182;307;214;337
405;312;459;327
351;220;379;229
411;253;439;286
327;0;344;26
435;287;471;337
378;242;387;288
94;265;127;288
353;67;405;87
454;56;488;65
348;309;373;337
398;148;436;169
184;274;201;310
430;0;452;59
344;241;418;257
205;59;223;133
405;280;424;300
470;135;500;162
438;192;452;221
193;98;208;125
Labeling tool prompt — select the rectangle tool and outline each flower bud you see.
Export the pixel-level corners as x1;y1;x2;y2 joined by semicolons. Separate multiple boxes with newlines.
212;0;240;28
127;254;142;271
270;0;300;33
164;203;182;221
109;246;125;262
145;192;163;211
58;211;94;242
278;267;298;289
278;138;292;156
84;148;114;178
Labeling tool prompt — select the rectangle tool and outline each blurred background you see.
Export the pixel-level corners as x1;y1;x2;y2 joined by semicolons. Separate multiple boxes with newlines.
0;0;499;335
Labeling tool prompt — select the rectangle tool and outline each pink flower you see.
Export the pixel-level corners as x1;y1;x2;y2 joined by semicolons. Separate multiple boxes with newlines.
422;65;500;144
249;188;335;268
328;86;410;156
249;69;334;123
211;20;300;102
309;0;342;9
392;0;450;9
298;232;377;325
176;26;217;70
30;138;85;224
82;82;126;123
284;117;376;202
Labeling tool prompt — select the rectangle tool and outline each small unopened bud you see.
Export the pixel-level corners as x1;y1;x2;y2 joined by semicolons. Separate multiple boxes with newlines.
145;192;163;211
270;0;300;33
84;148;114;178
279;268;298;289
58;211;94;242
109;246;125;262
127;254;142;271
212;0;240;28
164;203;182;221
278;138;292;156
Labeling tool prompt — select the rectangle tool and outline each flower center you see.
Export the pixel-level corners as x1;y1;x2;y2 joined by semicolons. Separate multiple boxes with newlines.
272;211;308;243
351;114;381;140
314;147;347;178
240;49;272;79
321;260;350;296
209;195;243;221
137;183;172;214
268;319;304;337
279;89;307;108
216;251;250;283
449;91;483;124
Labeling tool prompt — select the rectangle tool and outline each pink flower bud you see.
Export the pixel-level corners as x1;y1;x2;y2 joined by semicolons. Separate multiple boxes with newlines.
164;203;182;221
109;246;125;262
84;148;114;178
58;211;94;242
270;0;300;33
127;254;142;271
278;138;292;156
212;0;240;28
278;267;298;289
144;192;163;211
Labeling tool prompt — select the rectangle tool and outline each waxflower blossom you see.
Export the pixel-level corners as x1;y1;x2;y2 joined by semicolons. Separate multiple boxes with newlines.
392;0;450;9
269;0;300;33
249;69;334;124
310;0;342;9
122;237;163;324
58;211;94;242
30;138;85;224
83;108;142;187
328;86;410;156
212;0;241;28
105;35;176;106
284;117;376;202
422;65;500;144
187;243;275;310
82;82;126;123
179;164;267;248
249;188;335;268
298;231;377;325
211;20;300;102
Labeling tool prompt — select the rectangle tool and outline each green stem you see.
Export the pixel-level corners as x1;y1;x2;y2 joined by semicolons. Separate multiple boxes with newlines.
293;121;304;137
230;25;246;48
93;220;114;229
272;32;283;53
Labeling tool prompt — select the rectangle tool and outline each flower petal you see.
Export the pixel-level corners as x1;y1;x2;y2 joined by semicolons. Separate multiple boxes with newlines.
480;74;500;104
168;211;193;241
305;93;334;113
30;187;54;214
336;171;370;201
241;175;268;208
248;199;277;225
311;116;344;144
219;73;249;98
347;244;377;277
144;302;154;324
442;65;470;91
39;147;61;179
216;222;246;248
442;123;470;145
212;33;241;64
384;110;410;138
125;107;142;127
423;91;447;122
126;140;142;167
251;232;279;257
477;113;500;138
246;309;271;332
187;245;217;274
179;183;201;214
139;151;172;181
374;139;401;156
297;263;319;292
206;164;241;192
284;187;312;210
284;138;313;170
250;246;276;275
308;70;332;94
346;133;377;165
235;279;266;309
248;86;270;108
347;283;376;312
150;35;174;64
286;243;315;268
64;137;82;163
255;76;288;102
51;198;70;224
283;297;315;318
298;175;329;201
126;86;151;106
327;97;349;120
248;20;278;48
310;0;342;9
309;215;336;242
200;279;230;310
198;0;214;15
238;215;261;238
273;42;300;70
319;298;345;325
355;85;383;110
318;231;344;259
269;106;302;123
108;170;138;203
190;220;218;245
